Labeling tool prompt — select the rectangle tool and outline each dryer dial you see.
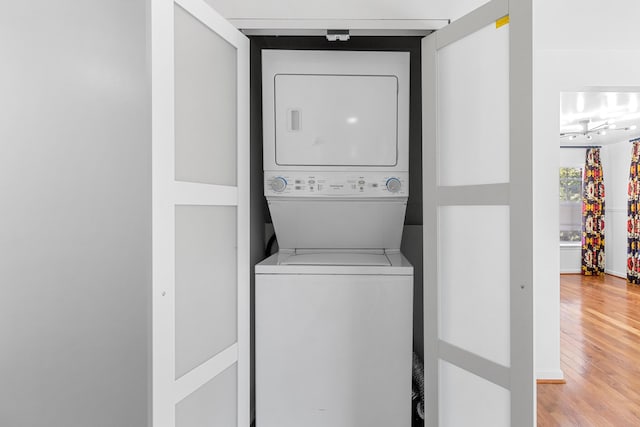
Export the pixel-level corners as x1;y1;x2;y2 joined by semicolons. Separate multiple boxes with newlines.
271;177;287;193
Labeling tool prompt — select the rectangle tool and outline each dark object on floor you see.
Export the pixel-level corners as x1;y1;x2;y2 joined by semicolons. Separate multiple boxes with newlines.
412;351;425;421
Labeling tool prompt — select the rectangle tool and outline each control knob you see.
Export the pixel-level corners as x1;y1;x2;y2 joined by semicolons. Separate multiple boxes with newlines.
270;177;287;193
386;177;402;193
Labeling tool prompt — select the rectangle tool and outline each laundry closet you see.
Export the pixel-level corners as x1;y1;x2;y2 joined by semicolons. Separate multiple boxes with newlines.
151;1;534;426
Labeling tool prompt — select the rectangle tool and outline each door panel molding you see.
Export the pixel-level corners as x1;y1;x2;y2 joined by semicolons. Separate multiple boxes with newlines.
435;0;508;49
508;0;535;423
438;341;510;390
174;344;238;404
421;32;439;427
173;182;238;206
437;183;509;206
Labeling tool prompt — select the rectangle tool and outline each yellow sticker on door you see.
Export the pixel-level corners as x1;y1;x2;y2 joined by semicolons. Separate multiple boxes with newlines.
496;15;510;29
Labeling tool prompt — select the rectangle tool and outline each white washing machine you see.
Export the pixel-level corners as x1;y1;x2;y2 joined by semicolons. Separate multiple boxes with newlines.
256;50;413;427
256;252;413;427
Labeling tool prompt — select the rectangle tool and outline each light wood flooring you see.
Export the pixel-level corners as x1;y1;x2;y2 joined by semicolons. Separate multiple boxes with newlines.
537;274;640;426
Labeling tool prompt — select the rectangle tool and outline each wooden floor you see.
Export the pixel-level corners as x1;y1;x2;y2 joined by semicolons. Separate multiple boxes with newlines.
537;274;640;426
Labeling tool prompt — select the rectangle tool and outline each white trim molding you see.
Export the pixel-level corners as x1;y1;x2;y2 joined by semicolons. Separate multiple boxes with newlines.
229;18;449;36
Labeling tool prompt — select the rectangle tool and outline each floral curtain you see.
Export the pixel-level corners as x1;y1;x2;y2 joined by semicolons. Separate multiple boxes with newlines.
581;147;605;275
627;139;640;284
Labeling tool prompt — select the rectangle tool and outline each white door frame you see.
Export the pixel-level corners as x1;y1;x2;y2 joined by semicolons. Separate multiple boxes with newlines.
151;0;250;425
422;0;534;425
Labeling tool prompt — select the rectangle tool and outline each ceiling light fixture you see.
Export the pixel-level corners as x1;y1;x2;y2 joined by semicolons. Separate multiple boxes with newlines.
560;119;637;140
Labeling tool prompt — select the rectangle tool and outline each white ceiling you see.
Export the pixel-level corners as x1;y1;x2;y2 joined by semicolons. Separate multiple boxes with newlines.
560;91;640;146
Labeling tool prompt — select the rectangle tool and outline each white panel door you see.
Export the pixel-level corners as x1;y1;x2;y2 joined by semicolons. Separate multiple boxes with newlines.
151;0;249;426
422;0;534;426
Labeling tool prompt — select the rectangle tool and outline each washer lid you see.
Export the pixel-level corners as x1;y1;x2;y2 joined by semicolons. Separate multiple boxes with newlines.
255;252;413;275
279;252;391;266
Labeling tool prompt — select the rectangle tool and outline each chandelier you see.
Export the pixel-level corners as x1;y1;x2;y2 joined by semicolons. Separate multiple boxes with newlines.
560;119;637;140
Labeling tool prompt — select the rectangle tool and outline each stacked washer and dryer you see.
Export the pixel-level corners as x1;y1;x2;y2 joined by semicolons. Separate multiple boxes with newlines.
256;49;414;427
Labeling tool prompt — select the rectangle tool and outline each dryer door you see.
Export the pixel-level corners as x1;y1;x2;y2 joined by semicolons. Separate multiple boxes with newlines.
274;74;398;166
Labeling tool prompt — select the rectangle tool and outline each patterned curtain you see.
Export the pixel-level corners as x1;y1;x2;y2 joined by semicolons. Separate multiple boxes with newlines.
581;148;605;276
627;139;640;284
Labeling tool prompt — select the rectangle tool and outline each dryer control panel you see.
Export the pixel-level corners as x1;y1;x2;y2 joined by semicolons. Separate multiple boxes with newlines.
264;172;408;197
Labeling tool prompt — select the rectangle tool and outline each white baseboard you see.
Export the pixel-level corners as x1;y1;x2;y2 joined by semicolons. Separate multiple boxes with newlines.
536;370;565;381
606;269;626;279
560;269;627;278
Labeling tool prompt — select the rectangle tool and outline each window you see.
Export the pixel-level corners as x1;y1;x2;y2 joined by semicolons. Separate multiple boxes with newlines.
559;167;582;243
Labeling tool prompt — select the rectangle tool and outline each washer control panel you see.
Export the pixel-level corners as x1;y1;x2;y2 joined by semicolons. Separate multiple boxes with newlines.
264;172;408;197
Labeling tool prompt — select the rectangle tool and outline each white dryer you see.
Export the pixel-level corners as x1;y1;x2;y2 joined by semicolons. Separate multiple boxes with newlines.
256;49;413;427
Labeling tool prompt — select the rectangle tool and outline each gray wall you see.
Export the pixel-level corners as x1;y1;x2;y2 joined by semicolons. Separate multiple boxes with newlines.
0;2;151;426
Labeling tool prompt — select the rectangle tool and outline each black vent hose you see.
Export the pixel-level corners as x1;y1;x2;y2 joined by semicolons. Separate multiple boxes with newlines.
412;352;425;420
265;233;278;257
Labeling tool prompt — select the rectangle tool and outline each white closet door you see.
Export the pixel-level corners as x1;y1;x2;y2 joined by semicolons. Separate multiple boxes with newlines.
151;0;249;426
422;0;534;426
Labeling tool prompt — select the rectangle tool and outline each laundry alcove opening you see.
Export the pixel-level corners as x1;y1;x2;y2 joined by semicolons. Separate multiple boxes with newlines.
246;35;425;425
